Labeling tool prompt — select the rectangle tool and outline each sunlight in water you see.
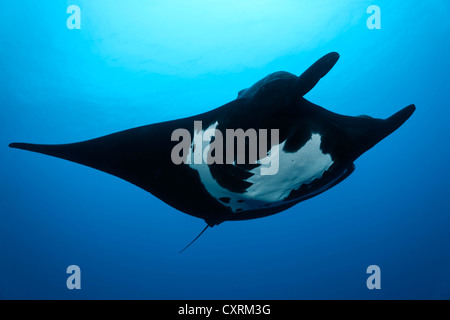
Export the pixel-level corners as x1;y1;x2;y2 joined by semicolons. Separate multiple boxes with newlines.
79;0;367;74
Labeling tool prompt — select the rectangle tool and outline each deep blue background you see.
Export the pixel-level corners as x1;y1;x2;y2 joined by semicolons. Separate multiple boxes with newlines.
1;1;449;299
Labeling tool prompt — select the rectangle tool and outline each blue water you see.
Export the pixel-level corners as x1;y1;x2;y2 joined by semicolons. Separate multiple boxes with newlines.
1;1;449;299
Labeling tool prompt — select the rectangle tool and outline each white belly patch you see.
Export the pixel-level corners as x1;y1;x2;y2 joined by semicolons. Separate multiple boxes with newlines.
187;122;334;213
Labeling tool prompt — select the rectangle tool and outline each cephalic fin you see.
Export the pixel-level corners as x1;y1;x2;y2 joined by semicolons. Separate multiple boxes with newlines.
292;52;340;97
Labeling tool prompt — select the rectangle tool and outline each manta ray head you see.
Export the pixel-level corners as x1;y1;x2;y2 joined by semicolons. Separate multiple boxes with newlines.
237;52;415;163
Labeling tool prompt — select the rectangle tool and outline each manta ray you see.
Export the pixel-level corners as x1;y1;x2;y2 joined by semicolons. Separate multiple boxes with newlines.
10;53;415;251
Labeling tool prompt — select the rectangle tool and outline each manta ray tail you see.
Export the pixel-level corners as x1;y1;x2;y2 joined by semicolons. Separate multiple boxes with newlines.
179;225;209;254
